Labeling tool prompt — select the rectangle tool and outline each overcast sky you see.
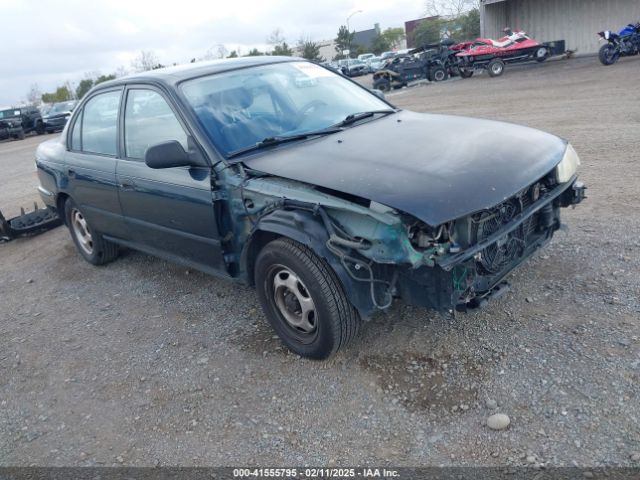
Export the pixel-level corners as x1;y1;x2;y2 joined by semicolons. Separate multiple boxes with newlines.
0;0;426;106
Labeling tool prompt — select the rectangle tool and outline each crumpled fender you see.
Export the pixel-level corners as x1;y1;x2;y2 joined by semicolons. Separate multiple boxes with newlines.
240;208;377;319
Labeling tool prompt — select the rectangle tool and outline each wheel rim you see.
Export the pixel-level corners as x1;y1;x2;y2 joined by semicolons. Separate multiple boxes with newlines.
434;70;445;81
71;208;93;255
491;63;503;75
270;265;317;335
536;48;547;58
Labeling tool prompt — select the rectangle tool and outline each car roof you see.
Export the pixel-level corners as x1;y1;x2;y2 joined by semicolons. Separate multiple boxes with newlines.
95;56;301;91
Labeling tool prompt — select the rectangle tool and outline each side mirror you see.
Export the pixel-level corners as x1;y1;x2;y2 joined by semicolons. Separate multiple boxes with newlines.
370;89;385;100
144;140;203;169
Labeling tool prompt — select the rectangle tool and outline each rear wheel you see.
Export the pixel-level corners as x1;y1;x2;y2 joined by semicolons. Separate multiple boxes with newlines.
599;44;618;65
255;238;360;359
459;68;474;78
373;77;391;92
535;47;549;62
64;198;119;265
430;66;449;82
487;58;505;77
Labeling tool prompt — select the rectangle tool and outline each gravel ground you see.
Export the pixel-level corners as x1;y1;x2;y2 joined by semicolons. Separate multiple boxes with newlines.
1;56;639;468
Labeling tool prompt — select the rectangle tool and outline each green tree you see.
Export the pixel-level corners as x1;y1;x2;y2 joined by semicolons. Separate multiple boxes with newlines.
95;74;116;84
456;7;480;41
246;48;264;56
75;79;94;99
42;85;73;103
334;25;354;59
272;42;293;56
412;18;444;47
298;39;324;62
227;50;238;58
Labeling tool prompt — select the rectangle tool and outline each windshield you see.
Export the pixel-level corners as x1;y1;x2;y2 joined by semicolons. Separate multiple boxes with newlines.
181;61;390;157
0;109;21;119
49;101;75;114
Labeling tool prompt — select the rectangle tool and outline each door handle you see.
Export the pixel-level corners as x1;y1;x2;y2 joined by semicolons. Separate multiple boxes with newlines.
119;181;136;190
67;169;76;178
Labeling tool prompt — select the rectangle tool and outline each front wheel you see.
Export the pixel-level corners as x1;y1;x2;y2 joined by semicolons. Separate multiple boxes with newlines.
255;238;361;359
535;47;549;62
430;66;449;82
487;58;505;77
599;44;619;65
64;198;119;265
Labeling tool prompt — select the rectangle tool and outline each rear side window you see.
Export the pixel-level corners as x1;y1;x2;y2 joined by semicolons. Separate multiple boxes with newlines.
81;90;121;156
124;89;188;160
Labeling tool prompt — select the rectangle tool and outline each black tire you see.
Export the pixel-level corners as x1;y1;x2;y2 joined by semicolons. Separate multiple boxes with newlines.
373;78;391;92
18;130;25;140
599;44;618;65
535;47;549;62
64;198;119;266
487;58;505;77
255;238;360;359
430;66;448;82
459;68;474;79
35;123;45;135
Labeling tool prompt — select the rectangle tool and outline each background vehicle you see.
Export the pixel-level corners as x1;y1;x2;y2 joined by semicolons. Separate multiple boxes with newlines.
0;106;44;135
357;53;375;62
42;100;77;133
372;42;471;90
598;22;640;65
0;119;24;141
343;59;369;76
454;28;552;77
366;56;383;72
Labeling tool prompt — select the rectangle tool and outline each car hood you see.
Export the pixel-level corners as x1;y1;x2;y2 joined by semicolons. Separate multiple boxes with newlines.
243;111;567;226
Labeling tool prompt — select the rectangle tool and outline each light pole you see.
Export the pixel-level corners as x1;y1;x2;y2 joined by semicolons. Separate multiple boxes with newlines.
346;10;363;59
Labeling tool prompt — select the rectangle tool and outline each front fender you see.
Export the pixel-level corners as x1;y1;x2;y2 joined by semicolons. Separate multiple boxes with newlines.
241;208;377;319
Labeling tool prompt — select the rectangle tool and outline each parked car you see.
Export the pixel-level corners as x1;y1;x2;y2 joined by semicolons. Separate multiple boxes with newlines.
366;56;383;73
357;53;375;62
343;59;369;77
0;118;24;141
0;105;44;135
42;101;77;133
36;57;586;359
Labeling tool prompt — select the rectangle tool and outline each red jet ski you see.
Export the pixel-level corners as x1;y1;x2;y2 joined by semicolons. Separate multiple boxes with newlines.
453;28;551;77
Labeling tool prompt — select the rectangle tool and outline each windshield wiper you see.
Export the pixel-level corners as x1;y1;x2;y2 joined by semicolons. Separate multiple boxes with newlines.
333;109;396;128
226;127;344;159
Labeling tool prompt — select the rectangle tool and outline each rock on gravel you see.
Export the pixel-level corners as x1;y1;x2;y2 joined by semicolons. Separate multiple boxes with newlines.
487;414;511;430
485;398;498;410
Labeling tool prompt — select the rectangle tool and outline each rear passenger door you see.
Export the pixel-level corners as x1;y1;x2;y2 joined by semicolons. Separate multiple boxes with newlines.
116;86;225;272
66;88;129;238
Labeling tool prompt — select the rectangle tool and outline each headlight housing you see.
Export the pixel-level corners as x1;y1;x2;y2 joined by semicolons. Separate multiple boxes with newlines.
556;143;581;183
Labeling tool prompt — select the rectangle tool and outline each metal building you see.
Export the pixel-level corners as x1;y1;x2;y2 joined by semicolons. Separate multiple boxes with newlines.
480;0;640;55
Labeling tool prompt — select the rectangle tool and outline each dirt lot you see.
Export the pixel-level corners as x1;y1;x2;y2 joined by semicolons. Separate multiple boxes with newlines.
1;56;639;468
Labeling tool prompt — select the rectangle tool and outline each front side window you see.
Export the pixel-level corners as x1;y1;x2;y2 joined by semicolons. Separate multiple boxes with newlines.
81;90;121;156
124;89;188;160
181;61;390;157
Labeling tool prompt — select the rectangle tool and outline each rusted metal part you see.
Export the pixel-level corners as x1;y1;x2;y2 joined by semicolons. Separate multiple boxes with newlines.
0;202;62;242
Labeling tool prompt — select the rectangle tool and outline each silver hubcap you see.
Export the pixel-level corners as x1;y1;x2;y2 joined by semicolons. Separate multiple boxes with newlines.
71;208;93;255
537;48;546;58
272;267;317;334
435;71;445;81
492;63;502;74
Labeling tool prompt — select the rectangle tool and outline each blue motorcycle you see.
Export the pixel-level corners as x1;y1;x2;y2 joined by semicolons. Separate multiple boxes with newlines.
598;22;640;65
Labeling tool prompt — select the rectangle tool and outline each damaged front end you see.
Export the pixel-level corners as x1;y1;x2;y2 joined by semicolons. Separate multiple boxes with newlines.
230;163;585;319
